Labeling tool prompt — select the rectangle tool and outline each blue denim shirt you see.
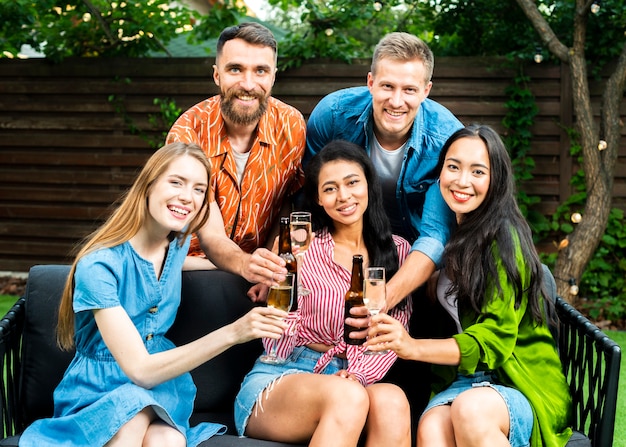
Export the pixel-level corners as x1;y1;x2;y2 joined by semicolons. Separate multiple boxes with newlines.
305;86;463;267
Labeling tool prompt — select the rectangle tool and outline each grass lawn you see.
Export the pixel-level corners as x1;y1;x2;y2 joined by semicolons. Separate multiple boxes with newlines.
0;294;20;316
605;330;626;446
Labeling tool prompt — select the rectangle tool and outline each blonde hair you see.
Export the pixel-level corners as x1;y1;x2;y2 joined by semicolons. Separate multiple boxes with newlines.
371;32;434;84
56;142;211;350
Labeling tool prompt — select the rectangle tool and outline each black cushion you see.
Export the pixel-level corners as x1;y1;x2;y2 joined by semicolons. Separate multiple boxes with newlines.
20;264;74;427
167;270;263;431
566;431;591;447
199;435;303;447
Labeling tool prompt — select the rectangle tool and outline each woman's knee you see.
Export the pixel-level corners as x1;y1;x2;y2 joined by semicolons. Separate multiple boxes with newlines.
365;384;411;445
417;406;454;446
143;421;185;447
450;388;508;435
367;383;410;417
327;378;370;410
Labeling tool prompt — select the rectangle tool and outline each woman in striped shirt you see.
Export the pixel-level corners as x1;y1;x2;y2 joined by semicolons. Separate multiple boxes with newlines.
234;140;413;446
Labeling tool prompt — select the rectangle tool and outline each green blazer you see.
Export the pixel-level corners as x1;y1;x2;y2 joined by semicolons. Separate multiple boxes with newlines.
436;232;573;447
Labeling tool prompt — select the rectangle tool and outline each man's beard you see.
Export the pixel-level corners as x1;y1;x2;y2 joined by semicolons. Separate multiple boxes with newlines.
220;88;268;126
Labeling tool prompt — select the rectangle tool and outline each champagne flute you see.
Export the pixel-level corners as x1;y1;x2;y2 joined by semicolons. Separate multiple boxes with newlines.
363;267;388;355
260;273;295;364
290;211;312;296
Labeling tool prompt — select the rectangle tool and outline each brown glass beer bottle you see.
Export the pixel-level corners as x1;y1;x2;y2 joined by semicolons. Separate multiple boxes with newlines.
278;217;298;311
344;254;366;345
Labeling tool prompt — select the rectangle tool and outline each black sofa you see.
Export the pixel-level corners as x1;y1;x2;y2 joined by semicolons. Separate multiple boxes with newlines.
0;265;621;446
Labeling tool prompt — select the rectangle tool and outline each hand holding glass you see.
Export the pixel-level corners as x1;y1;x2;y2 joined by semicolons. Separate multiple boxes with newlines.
363;267;388;355
290;211;312;296
260;273;295;364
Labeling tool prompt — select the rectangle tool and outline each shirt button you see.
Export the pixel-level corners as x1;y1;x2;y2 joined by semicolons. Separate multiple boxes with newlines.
148;306;158;314
146;333;153;341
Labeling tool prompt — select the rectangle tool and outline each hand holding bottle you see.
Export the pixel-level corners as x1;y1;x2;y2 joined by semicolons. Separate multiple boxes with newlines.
344;254;367;345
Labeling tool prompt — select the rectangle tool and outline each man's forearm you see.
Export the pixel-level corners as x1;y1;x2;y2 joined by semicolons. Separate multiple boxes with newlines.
387;250;436;309
183;256;217;271
199;234;248;277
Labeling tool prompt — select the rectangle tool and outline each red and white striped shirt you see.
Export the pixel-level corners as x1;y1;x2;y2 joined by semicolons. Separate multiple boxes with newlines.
265;228;413;386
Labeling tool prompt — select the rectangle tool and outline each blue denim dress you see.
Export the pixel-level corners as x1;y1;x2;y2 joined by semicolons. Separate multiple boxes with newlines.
20;238;225;446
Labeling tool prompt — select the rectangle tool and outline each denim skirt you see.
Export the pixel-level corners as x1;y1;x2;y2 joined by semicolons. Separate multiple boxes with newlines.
423;371;533;447
234;346;349;437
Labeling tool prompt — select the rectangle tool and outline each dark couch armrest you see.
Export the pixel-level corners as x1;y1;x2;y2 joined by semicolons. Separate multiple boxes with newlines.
556;296;621;447
0;297;26;437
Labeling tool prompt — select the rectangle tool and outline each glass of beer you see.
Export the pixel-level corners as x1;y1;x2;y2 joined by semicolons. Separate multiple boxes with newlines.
363;267;388;355
260;273;295;364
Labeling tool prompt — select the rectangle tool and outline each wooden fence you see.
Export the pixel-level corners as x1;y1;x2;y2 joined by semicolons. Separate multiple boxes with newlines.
0;56;624;272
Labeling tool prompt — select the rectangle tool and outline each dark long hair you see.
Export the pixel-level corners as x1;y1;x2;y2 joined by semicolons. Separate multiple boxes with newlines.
304;140;400;279
437;125;545;322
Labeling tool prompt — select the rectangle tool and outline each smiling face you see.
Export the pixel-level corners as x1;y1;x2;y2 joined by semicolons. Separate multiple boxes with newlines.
146;155;208;236
213;38;276;126
317;159;369;229
367;58;432;149
439;136;491;222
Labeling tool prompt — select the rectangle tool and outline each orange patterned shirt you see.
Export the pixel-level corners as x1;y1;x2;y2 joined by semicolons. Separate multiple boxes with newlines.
166;95;306;255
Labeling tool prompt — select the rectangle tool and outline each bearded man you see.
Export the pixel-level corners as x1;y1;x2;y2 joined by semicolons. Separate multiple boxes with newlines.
166;22;305;289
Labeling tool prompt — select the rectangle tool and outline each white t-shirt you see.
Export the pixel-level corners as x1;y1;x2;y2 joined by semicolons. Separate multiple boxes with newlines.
232;150;251;185
369;136;406;231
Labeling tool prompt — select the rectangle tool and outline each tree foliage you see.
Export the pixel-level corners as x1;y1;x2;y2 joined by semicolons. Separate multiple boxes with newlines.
1;1;195;60
265;0;436;67
427;1;539;57
258;0;625;75
0;0;248;61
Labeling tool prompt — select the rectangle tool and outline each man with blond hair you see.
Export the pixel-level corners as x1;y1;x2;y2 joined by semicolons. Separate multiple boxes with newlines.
305;32;463;420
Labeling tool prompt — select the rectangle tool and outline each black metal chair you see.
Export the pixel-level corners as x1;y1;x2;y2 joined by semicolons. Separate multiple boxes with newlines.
0;296;24;438
555;296;621;447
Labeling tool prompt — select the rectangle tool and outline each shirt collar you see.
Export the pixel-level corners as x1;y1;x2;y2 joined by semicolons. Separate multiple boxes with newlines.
255;109;275;147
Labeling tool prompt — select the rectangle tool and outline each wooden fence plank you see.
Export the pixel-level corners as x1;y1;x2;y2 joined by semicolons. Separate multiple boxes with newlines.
0;56;623;272
0;151;150;166
0;168;140;186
